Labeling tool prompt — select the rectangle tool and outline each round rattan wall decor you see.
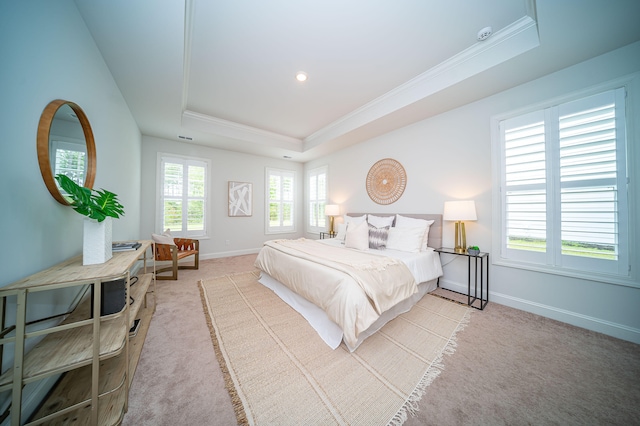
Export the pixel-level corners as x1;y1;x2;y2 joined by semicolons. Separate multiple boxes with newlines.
366;158;407;205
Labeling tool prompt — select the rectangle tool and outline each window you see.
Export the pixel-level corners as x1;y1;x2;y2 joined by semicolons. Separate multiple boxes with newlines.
158;154;209;238
52;140;87;186
266;168;295;233
307;166;328;233
494;86;629;279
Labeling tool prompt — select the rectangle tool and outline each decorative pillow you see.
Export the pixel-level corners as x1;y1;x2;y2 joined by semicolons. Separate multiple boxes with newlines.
395;215;435;251
345;220;369;251
385;226;425;253
337;215;366;241
152;232;175;245
367;214;394;228
345;214;367;226
335;223;348;241
368;224;390;250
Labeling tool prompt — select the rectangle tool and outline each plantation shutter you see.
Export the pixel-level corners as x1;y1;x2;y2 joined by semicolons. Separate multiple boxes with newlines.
501;110;547;259
52;141;87;186
557;89;625;264
497;86;628;277
162;160;183;232
187;163;206;232
308;166;327;232
267;168;296;233
160;156;208;237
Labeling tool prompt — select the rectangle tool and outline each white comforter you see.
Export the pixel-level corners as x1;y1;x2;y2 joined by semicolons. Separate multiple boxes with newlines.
254;238;439;349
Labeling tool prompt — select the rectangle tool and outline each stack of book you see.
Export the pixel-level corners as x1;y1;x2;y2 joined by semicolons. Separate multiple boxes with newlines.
112;242;142;252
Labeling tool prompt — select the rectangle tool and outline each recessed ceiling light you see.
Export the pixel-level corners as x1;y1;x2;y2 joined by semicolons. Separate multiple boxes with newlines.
295;71;307;82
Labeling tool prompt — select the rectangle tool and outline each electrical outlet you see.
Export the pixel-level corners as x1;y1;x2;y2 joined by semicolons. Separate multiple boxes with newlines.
225;240;230;246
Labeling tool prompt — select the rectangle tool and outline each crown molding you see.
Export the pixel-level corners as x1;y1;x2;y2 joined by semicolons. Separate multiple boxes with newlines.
181;13;539;154
303;15;540;150
182;110;303;150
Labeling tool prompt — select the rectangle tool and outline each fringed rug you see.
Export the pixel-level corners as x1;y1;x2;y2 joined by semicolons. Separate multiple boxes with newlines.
199;271;470;426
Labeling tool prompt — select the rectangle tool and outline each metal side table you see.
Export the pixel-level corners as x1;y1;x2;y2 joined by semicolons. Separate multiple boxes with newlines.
435;247;489;310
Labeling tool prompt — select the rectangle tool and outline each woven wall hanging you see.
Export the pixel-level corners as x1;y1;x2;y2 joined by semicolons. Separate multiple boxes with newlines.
365;158;407;205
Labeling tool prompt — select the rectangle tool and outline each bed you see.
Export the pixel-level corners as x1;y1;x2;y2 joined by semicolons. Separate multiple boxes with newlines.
254;213;443;352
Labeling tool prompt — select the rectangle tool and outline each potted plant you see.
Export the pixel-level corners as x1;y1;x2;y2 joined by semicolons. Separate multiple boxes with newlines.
55;174;125;265
467;245;480;256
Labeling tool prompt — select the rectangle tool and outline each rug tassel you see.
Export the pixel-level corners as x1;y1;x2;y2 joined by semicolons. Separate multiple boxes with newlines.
388;308;472;426
199;278;251;426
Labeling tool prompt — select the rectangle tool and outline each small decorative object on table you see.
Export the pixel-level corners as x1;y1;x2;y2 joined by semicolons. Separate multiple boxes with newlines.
467;245;480;256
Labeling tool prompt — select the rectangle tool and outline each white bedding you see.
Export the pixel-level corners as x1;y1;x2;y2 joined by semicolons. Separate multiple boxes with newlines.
319;238;442;285
255;238;443;351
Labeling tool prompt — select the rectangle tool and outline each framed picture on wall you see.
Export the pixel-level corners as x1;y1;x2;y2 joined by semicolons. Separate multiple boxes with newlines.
228;181;252;217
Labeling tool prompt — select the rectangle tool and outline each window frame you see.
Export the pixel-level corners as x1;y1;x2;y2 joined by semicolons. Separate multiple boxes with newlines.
491;77;635;286
306;165;328;234
265;167;296;234
156;153;210;239
51;137;87;186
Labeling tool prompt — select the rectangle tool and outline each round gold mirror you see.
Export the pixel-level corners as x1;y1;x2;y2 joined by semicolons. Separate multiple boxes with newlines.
37;100;96;205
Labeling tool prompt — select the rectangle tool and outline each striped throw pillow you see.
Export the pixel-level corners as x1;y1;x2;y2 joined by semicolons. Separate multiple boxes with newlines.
368;224;390;249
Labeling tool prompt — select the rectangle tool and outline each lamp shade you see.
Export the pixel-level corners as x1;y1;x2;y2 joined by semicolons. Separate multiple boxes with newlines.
324;204;340;216
443;200;477;221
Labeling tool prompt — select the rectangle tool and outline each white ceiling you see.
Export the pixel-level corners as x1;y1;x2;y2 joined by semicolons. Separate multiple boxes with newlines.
74;0;640;162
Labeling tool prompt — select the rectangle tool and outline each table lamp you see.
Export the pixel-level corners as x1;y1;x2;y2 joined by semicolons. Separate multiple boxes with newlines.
443;200;477;253
324;204;340;234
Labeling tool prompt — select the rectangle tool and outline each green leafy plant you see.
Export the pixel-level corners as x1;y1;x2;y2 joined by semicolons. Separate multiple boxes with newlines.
55;174;125;222
468;245;479;251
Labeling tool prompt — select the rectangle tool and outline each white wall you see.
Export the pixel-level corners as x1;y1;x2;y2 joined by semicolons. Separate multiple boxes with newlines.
0;0;142;289
0;0;143;418
305;41;640;344
140;136;304;258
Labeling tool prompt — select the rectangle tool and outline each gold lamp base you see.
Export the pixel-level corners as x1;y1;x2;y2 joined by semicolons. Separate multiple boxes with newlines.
328;216;335;234
453;221;467;253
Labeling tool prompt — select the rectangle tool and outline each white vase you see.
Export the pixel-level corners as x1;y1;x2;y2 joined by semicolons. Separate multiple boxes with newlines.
83;216;113;265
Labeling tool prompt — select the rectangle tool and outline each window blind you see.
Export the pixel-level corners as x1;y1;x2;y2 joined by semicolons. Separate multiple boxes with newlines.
503;114;547;252
559;93;619;259
267;168;295;233
159;156;208;237
495;85;628;278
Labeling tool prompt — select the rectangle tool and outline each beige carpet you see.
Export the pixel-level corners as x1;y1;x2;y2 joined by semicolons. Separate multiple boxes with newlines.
199;271;471;426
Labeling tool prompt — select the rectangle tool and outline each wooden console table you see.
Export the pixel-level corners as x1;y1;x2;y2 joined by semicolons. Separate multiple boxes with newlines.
0;241;156;425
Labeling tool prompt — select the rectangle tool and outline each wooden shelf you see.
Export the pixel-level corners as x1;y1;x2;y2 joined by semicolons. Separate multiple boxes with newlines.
30;283;156;425
29;356;127;426
0;272;153;391
0;241;156;426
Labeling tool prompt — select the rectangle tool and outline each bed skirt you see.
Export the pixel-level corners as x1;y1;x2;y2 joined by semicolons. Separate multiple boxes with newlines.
258;273;438;352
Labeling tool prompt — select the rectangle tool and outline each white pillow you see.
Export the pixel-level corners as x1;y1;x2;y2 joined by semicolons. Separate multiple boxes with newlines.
385;226;425;253
335;223;348;241
395;215;434;251
367;214;394;228
345;220;369;251
152;232;175;245
336;215;366;241
345;214;366;226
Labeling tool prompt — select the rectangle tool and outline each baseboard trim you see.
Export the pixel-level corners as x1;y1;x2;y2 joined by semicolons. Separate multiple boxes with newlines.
200;248;261;260
438;278;640;345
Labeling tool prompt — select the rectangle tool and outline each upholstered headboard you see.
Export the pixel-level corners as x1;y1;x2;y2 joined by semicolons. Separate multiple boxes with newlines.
346;213;443;250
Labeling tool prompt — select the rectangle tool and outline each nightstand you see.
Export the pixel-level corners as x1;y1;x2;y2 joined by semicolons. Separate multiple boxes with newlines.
319;232;336;239
435;247;489;310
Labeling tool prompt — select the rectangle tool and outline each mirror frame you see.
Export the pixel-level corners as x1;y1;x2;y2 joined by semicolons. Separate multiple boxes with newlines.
37;99;96;205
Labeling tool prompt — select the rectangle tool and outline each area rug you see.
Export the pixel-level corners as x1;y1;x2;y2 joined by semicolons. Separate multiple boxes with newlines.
199;271;470;426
